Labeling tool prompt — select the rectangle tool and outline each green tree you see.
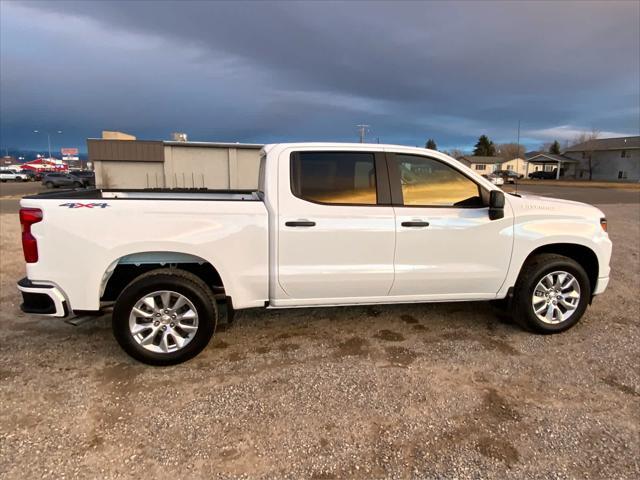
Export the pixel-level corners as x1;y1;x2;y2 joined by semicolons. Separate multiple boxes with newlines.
473;135;496;156
549;140;561;154
425;139;437;150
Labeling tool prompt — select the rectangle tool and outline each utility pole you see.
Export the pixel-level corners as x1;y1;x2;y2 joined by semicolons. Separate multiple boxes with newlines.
33;130;62;159
516;120;527;178
356;124;369;143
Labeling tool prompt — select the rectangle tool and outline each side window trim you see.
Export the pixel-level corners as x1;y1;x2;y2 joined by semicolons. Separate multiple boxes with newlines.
289;151;392;207
386;152;487;209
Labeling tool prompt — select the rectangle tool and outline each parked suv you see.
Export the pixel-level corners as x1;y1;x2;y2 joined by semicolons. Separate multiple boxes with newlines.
494;170;522;184
20;170;40;182
42;172;85;188
529;170;557;180
68;170;95;187
0;169;29;182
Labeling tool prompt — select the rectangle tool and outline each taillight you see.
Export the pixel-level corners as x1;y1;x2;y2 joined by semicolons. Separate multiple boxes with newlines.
19;208;43;263
600;217;608;233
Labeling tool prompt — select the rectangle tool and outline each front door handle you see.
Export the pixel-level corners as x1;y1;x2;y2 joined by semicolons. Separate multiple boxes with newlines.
285;220;316;227
401;221;430;227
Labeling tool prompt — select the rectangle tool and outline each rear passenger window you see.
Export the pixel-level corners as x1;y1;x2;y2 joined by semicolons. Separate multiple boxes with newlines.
392;154;482;207
291;152;377;205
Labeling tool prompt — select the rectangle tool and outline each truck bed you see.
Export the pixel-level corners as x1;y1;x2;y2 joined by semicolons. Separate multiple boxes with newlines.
24;188;260;201
20;187;269;311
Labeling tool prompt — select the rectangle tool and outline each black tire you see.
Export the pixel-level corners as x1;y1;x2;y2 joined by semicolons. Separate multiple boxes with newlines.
45;181;54;188
112;268;217;366
512;253;591;334
73;182;82;188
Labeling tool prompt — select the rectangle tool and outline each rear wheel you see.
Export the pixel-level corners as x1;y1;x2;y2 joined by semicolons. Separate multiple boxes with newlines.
512;254;590;333
45;181;54;188
112;269;217;365
73;181;82;188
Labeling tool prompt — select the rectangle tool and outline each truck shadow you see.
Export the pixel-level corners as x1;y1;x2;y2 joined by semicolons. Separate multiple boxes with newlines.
9;300;522;366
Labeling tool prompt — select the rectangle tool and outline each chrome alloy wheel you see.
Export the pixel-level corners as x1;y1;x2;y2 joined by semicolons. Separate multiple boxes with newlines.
532;271;581;325
129;290;199;353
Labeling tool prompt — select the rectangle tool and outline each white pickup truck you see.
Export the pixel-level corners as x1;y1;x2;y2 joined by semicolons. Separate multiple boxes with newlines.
17;143;612;365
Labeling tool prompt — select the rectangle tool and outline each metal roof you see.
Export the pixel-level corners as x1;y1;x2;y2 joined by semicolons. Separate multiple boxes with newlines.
457;156;505;164
163;141;264;149
564;136;639;152
526;153;578;164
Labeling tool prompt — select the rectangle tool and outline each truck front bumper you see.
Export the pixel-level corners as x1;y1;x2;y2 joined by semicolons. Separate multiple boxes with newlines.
593;276;609;296
17;277;69;317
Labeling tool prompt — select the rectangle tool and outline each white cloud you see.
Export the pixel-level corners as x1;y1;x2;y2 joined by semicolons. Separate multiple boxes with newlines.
525;125;631;142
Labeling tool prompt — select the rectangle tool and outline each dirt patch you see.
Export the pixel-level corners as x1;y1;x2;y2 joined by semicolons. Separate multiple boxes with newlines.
476;436;520;467
602;376;640;397
333;336;370;358
424;330;520;356
400;314;419;324
482;388;521;422
373;329;405;342
228;351;246;362
365;307;382;317
278;342;300;353
385;346;418;366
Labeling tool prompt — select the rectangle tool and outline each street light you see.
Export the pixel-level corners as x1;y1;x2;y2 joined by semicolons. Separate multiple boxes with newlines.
33;130;62;160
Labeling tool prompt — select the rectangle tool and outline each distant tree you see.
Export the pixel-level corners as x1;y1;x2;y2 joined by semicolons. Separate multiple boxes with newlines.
425;139;437;150
445;148;465;159
571;129;600;180
496;143;525;160
549;140;561;154
473;135;496;156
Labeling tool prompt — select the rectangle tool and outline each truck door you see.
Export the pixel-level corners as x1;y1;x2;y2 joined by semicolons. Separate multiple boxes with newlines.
388;152;513;298
275;149;396;303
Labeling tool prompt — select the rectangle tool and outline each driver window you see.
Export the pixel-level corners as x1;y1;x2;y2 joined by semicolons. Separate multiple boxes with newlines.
393;154;482;207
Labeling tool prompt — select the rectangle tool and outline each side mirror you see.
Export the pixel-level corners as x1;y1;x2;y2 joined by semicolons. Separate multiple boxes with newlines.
489;190;505;220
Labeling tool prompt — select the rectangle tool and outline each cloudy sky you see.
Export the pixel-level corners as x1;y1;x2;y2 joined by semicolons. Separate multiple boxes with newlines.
1;0;638;153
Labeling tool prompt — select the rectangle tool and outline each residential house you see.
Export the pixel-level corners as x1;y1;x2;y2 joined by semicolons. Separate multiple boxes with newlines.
525;152;578;178
562;136;639;181
499;157;528;177
457;156;503;174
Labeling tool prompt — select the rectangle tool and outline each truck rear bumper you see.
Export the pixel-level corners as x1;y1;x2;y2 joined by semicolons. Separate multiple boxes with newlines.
17;277;69;317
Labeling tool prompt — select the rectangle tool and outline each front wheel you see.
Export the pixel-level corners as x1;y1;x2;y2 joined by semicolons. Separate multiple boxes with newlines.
512;253;591;333
112;269;217;365
45;181;54;188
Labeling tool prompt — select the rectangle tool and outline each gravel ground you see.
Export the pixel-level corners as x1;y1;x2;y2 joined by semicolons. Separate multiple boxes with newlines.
0;204;638;479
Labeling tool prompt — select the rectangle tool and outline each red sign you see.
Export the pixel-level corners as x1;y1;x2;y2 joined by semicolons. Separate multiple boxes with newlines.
61;148;79;156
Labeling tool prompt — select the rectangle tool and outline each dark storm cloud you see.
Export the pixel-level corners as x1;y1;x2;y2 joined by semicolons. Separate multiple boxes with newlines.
1;0;638;152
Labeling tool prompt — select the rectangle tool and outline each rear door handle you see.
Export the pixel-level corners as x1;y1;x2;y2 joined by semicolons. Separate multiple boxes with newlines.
401;221;430;227
285;220;316;227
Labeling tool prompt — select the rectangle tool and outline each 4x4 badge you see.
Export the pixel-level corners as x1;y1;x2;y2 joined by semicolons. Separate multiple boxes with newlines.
59;202;110;209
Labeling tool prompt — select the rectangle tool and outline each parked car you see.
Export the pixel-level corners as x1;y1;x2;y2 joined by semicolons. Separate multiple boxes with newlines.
19;170;40;182
483;173;505;186
494;170;522;184
68;170;95;187
17;143;611;365
529;170;557;180
0;169;29;182
41;172;86;189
